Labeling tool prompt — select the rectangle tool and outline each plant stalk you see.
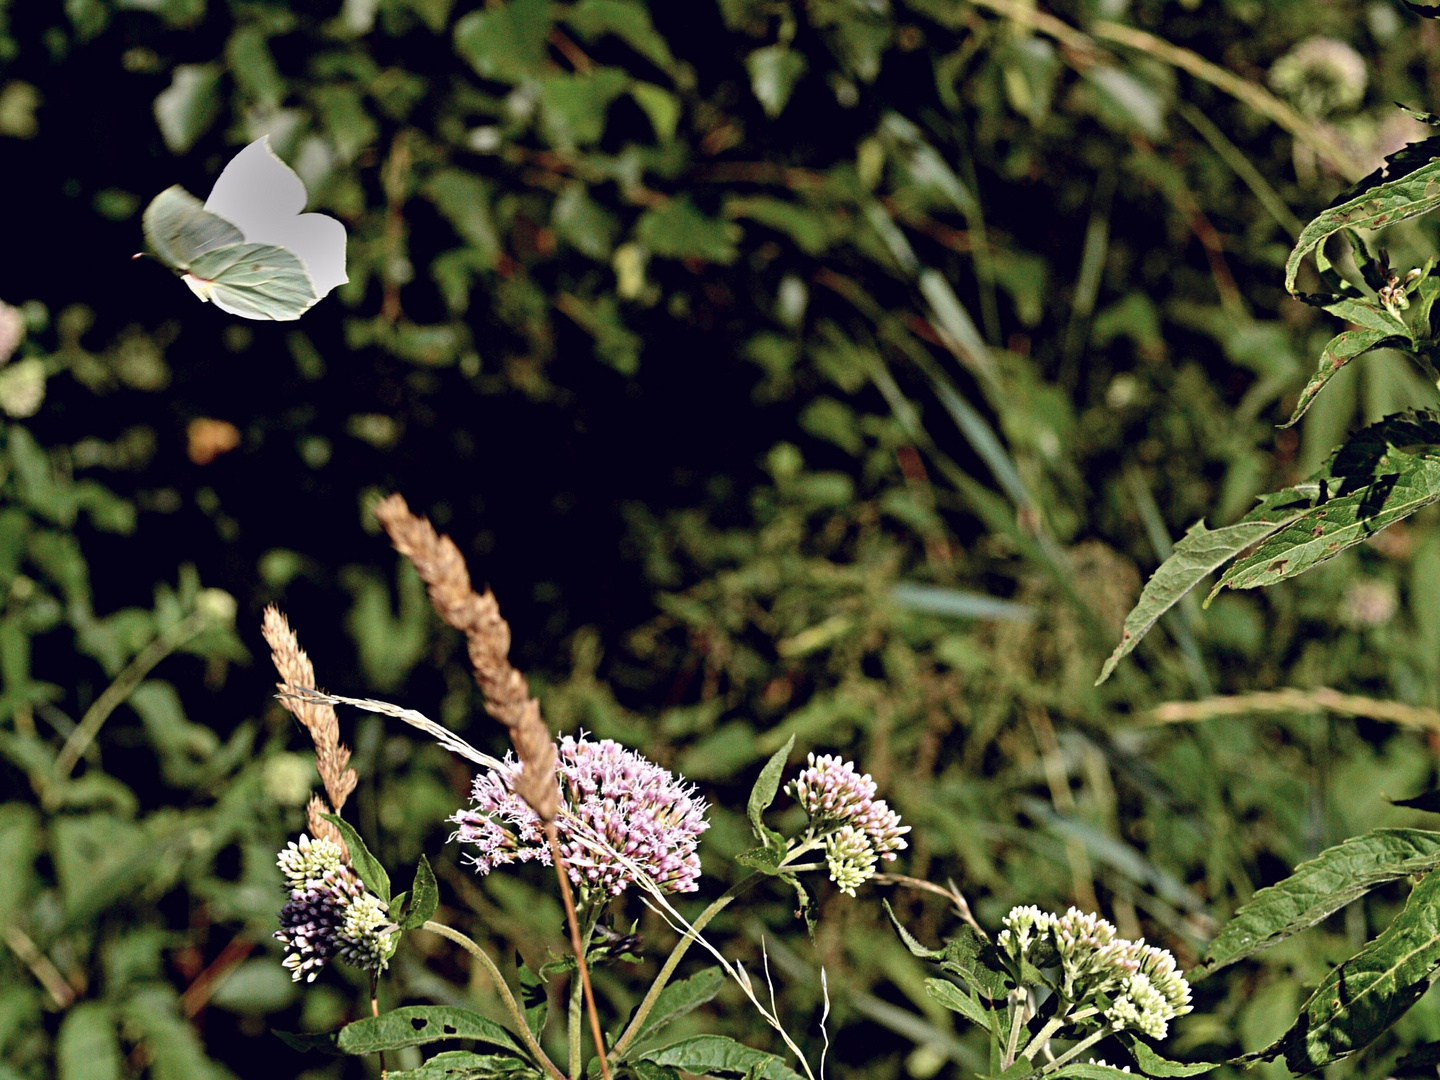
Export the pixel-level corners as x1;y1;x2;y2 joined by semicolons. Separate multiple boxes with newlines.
422;921;566;1080
547;823;612;1080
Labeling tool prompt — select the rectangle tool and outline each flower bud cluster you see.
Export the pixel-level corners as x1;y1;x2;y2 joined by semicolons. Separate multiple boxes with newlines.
274;834;396;983
451;734;709;897
786;753;910;894
998;906;1192;1040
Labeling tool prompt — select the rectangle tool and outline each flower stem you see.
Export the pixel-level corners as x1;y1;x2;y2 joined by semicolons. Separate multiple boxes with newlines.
422;921;566;1080
1020;1014;1068;1063
1002;991;1027;1068
1042;1027;1111;1074
608;871;764;1061
547;823;612;1080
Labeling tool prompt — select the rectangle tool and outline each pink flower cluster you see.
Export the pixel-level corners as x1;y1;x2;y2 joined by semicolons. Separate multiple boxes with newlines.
786;753;910;858
450;735;710;897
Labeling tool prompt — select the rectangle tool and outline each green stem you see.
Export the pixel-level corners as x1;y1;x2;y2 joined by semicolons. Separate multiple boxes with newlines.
568;905;599;1080
422;921;566;1080
1020;1014;1068;1062
49;610;211;793
1041;1027;1110;1074
1002;992;1026;1068
609;870;765;1061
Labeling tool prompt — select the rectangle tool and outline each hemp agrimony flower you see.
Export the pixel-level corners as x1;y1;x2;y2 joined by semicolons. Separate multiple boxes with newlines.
786;753;909;894
274;834;396;982
998;905;1193;1040
450;734;709;897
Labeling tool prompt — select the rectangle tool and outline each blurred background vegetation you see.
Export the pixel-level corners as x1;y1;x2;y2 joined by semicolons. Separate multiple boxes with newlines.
5;0;1440;1078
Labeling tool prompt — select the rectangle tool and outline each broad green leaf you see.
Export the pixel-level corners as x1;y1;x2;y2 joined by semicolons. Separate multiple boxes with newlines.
453;0;550;82
725;197;834;256
1244;868;1440;1073
1214;412;1440;594
538;69;629;148
635;198;742;264
321;813;390;902
336;1007;526;1057
619;966;725;1055
384;1051;538;1080
640;1036;804;1080
424;170;500;267
1285;134;1440;299
1199;828;1440;976
939;925;1010;1000
1119;1035;1218;1077
183;243;319;321
746;45;807;119
1096;486;1318;683
563;0;676;72
746;734;793;847
153;63;221;154
142;187;244;271
924;978;990;1030
57;1002;121;1080
1280;328;1406;428
518;959;547;1038
400;854;439;930
629;82;679;141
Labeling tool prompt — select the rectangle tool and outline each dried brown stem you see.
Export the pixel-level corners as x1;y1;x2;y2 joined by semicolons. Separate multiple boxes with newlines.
263;606;358;852
373;493;558;820
548;825;611;1080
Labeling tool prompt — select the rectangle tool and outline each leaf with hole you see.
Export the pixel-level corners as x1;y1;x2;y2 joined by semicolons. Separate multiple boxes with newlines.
336;1007;527;1057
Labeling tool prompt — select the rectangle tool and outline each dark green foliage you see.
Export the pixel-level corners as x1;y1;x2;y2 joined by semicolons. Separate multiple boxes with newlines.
336;1005;528;1056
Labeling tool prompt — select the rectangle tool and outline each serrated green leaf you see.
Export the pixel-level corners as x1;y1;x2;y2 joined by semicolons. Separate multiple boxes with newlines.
746;734;793;847
1119;1035;1217;1077
640;1036;804;1080
939;925;1010;1000
1200;828;1440;975
1097;489;1317;683
336;1007;526;1057
619;967;725;1056
882;899;944;960
322;813;390;902
1286;134;1440;300
924;978;991;1030
384;1050;538;1080
1213;412;1440;595
1281;328;1407;427
1241;869;1440;1073
1050;1066;1147;1080
401;854;439;930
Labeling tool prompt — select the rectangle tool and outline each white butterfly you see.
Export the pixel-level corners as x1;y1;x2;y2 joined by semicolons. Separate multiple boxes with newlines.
142;137;348;321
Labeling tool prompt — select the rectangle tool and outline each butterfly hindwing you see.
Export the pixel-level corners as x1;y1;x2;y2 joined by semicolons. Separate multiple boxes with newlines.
185;243;318;321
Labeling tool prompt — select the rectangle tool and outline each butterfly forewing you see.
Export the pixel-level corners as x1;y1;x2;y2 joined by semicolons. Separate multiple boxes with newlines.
186;243;319;321
142;186;245;270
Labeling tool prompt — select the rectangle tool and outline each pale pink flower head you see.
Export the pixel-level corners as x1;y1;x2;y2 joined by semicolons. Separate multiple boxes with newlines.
450;734;710;897
786;752;910;859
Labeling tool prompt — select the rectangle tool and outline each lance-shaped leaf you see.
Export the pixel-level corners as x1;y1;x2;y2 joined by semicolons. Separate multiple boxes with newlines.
1213;413;1440;595
1051;1065;1152;1080
615;967;725;1055
1119;1036;1217;1077
747;734;794;850
1096;485;1321;684
382;1050;538;1080
1281;327;1407;428
322;813;390;902
1240;869;1440;1073
925;978;992;1030
336;1007;526;1057
640;1036;804;1080
1286;134;1440;300
1199;828;1440;976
